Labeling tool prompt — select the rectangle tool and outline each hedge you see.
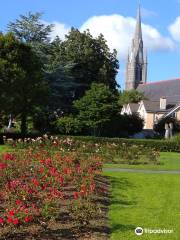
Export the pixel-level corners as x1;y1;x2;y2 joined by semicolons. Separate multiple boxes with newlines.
0;132;42;143
58;135;180;153
0;133;179;152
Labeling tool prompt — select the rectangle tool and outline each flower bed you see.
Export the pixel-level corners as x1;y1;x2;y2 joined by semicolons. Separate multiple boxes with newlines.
5;135;160;165
0;137;109;239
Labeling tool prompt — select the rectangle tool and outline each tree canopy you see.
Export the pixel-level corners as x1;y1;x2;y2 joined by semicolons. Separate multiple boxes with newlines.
73;83;119;136
8;12;53;65
52;28;119;98
0;33;48;134
118;90;147;106
8;12;53;44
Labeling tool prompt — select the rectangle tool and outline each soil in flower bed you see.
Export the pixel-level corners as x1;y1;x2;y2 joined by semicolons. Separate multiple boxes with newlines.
0;176;110;240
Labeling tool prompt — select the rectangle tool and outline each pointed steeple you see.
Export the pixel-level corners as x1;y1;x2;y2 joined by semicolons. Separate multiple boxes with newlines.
125;4;148;90
134;4;142;43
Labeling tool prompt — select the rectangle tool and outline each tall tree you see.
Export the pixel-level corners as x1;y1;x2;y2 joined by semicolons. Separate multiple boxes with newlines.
8;12;53;63
118;90;147;106
0;33;48;134
54;28;119;99
74;83;119;136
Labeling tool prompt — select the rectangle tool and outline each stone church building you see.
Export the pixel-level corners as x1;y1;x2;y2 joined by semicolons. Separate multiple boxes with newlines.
122;6;180;130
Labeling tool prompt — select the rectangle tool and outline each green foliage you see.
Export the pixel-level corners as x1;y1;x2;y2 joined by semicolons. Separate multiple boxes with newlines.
8;12;53;63
8;12;53;43
55;28;119;98
0;33;48;134
118;90;146;106
102;113;144;137
154;117;180;134
60;135;180;152
170;134;180;143
74;83;119;136
6;14;120;124
105;152;180;171
32;107;50;133
70;199;100;228
46;63;78;112
56;116;82;135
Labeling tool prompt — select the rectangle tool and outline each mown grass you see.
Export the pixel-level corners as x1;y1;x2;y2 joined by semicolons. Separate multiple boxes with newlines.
104;152;180;171
0;145;11;153
104;171;180;240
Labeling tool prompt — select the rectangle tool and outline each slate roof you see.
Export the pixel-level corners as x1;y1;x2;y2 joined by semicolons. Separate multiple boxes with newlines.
142;100;174;113
137;79;180;103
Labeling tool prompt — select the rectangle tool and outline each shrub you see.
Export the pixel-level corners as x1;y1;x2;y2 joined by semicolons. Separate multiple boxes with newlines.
170;134;180;144
154;117;180;135
55;116;83;135
102;113;144;137
61;136;180;152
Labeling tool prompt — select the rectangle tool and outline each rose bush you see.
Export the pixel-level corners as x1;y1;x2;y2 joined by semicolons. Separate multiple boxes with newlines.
0;140;103;237
5;135;160;165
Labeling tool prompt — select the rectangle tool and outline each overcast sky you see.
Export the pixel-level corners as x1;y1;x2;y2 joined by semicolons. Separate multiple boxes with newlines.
0;0;180;89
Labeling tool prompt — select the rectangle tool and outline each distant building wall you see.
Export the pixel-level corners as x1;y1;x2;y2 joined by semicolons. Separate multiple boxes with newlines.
144;113;154;129
176;110;180;121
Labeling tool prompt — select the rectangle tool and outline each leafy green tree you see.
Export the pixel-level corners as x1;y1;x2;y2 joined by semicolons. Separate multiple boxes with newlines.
118;90;146;106
45;62;78;112
55;28;119;99
0;33;48;134
56;116;83;135
8;12;53;43
8;12;53;63
74;83;119;136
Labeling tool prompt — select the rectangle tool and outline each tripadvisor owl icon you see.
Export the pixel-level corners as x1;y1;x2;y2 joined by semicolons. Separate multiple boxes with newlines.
135;227;143;236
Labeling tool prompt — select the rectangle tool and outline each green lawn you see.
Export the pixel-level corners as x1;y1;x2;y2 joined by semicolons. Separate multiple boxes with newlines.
0;145;12;153
104;152;180;171
104;171;180;240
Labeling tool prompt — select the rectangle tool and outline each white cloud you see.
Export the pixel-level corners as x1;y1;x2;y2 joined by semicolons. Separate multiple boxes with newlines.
43;20;70;40
169;17;180;42
44;15;175;61
51;22;70;40
80;15;175;60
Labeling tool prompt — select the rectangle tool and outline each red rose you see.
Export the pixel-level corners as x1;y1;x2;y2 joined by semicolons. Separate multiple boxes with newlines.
24;216;32;223
3;153;14;161
13;218;19;225
73;192;79;199
8;210;15;217
0;163;7;170
7;218;12;223
32;178;39;186
15;200;22;205
0;218;4;224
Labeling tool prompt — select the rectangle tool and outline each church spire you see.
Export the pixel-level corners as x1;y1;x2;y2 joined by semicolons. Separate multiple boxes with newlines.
134;4;142;42
125;5;148;91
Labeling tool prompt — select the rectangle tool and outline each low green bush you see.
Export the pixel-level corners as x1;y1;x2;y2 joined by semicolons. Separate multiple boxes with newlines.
0;132;42;143
170;134;180;144
59;135;180;152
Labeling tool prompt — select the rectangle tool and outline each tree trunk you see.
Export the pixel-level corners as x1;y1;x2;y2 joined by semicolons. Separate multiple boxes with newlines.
21;112;27;135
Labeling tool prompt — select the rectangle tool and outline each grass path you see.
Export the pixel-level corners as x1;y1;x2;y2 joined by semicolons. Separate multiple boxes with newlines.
105;172;180;240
